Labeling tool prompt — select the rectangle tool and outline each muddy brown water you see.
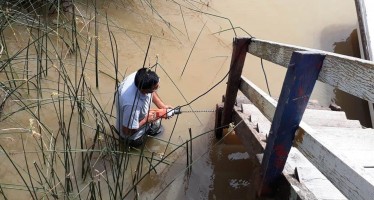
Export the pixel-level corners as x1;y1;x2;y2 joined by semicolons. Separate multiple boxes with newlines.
0;0;368;199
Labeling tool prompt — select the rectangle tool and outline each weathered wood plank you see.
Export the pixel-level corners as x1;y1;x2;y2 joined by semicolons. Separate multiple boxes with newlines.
239;76;277;122
313;127;374;150
313;127;374;167
302;110;363;128
247;38;374;102
303;110;347;121
335;150;374;167
258;51;325;195
294;122;374;200
296;167;347;200
303;112;362;128
221;38;251;136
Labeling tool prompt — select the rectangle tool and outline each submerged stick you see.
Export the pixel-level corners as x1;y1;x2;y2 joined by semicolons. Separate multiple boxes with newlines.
21;135;37;200
180;21;206;78
185;140;189;173
143;35;152;68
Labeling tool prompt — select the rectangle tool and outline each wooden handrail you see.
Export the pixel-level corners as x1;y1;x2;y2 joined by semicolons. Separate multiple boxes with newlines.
220;37;374;198
248;38;374;103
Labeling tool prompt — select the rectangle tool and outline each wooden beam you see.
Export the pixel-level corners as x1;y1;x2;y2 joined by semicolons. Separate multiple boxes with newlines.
258;51;326;195
248;38;374;103
220;37;251;136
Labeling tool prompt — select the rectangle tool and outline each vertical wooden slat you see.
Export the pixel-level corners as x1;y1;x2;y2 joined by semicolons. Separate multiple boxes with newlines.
219;37;251;138
258;51;326;195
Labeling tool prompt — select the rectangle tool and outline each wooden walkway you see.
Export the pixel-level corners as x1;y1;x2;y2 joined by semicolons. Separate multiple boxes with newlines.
215;36;374;199
234;94;374;199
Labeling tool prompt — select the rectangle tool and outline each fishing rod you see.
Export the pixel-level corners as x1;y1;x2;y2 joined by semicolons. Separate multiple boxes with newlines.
151;107;214;118
127;107;214;147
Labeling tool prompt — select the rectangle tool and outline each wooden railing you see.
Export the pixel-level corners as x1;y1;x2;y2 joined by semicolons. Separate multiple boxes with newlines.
219;37;374;199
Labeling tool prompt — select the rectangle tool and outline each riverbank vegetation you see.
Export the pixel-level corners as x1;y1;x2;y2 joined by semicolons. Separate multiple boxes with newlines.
0;1;212;199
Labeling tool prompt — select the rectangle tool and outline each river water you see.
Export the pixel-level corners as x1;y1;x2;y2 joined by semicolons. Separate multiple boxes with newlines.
0;0;368;199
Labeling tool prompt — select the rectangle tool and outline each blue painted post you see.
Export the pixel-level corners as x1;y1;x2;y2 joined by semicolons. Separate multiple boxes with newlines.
258;51;326;196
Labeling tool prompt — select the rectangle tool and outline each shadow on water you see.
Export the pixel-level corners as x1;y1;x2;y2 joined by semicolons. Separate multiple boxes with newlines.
321;27;372;127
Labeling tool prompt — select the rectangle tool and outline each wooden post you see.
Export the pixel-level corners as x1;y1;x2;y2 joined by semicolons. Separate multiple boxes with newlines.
355;0;374;128
219;37;251;138
258;51;326;196
214;103;224;138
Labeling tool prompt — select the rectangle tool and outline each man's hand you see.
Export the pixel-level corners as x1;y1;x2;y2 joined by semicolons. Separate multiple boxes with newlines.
146;111;157;122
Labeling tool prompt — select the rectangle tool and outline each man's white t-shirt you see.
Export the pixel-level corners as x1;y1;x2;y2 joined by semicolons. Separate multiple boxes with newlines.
116;72;152;132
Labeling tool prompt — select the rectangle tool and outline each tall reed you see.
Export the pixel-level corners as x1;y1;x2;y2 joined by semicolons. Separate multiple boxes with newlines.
0;0;236;199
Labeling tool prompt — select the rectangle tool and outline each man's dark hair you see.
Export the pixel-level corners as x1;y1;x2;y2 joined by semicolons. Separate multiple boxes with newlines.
134;68;159;90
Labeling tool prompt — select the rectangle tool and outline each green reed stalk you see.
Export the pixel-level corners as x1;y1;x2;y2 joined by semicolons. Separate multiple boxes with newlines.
44;5;48;77
94;0;99;88
105;13;119;118
149;151;155;173
21;134;38;199
88;182;96;199
113;140;128;199
25;38;31;94
33;162;46;190
97;179;103;200
0;33;13;88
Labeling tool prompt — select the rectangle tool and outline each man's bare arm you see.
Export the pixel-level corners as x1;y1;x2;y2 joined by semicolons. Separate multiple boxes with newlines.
152;92;172;109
